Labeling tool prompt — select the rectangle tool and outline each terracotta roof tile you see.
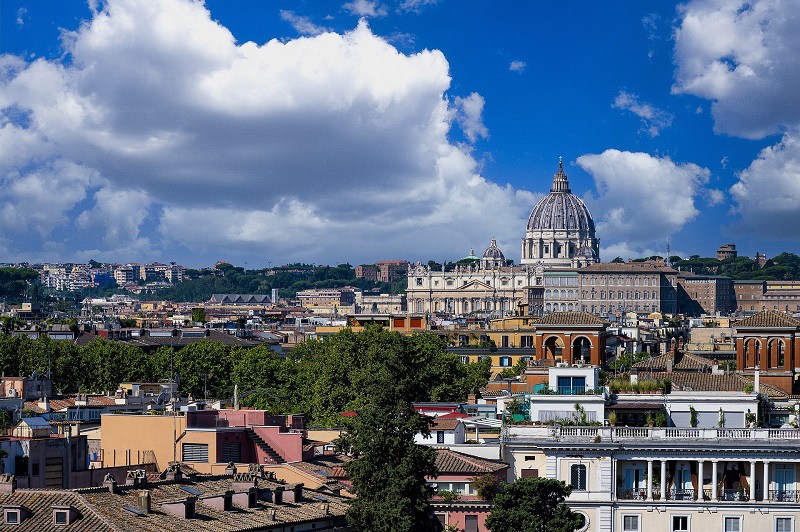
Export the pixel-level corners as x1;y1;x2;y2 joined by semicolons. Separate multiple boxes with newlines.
534;311;608;326
735;310;800;328
632;352;710;372
2;473;351;531
434;449;508;475
429;418;462;431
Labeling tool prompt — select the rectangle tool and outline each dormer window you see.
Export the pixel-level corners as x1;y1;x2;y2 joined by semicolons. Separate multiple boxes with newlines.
5;509;19;524
51;506;77;526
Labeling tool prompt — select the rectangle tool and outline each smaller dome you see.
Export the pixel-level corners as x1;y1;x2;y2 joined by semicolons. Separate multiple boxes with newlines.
483;238;505;261
462;248;481;261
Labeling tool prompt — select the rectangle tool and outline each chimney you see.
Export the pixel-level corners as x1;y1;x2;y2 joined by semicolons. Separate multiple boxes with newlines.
138;490;151;514
754;366;760;393
224;462;237;476
126;469;146;488
273;485;284;505
103;473;118;494
164;464;183;482
666;356;673;374
0;474;17;493
467;391;477;405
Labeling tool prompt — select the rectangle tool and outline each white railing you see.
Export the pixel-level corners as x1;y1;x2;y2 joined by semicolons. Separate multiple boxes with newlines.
505;425;800;442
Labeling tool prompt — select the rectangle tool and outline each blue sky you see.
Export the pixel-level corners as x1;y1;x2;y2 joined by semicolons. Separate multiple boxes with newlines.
1;0;798;268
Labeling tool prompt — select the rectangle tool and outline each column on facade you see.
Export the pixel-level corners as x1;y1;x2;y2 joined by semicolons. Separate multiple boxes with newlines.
711;461;718;502
660;460;667;500
646;460;653;500
697;460;704;500
763;460;770;501
749;460;757;501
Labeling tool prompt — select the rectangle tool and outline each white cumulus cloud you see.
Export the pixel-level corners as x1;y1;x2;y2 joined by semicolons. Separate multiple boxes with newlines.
728;133;800;240
673;0;800;139
0;0;535;266
280;10;329;36
577;150;711;249
342;0;388;18
612;90;673;137
453;92;489;144
509;60;526;72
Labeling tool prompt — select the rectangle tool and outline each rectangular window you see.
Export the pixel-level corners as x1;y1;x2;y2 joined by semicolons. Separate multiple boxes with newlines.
776;517;794;532
622;515;640;532
54;511;68;525
220;442;241;463
500;356;512;367
571;464;587;491
724;516;742;532
522;468;539;478
182;443;209;463
437;431;445;443
5;511;19;524
465;515;479;532
671;515;689;532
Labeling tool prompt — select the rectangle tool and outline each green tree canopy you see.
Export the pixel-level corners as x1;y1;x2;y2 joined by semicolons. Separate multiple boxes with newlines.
338;403;438;532
485;477;583;532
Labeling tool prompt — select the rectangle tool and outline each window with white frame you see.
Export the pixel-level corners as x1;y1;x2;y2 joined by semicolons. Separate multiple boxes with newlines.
571;464;587;491
671;515;689;532
724;516;742;532
776;516;794;532
622;514;640;532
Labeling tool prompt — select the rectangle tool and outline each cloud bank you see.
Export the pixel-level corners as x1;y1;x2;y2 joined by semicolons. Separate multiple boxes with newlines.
0;0;534;266
673;0;800;243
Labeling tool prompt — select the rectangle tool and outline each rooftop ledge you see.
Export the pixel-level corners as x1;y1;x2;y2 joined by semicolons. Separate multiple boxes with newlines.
504;425;800;442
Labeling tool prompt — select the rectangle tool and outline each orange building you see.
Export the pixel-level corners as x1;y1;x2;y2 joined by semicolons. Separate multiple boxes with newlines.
532;311;608;366
734;310;800;394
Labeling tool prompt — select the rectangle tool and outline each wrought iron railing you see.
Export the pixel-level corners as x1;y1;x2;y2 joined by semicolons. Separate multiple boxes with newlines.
721;489;749;501
668;488;695;501
770;490;800;502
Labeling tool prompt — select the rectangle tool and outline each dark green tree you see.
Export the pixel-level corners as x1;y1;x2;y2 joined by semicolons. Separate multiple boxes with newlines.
485;477;583;532
337;402;438;532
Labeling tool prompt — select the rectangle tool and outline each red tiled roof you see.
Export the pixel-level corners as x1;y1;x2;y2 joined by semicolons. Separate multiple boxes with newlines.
430;418;462;431
439;412;469;419
534;311;608;326
735;310;800;329
434;449;508;475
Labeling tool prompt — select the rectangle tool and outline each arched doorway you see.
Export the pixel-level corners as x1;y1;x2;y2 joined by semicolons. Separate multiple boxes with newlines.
572;337;592;364
544;336;564;362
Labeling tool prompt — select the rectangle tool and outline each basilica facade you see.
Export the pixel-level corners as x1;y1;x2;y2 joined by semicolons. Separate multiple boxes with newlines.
406;160;600;317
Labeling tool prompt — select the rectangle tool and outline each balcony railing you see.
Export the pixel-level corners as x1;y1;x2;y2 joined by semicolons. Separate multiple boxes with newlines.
720;489;749;501
506;425;800;443
531;386;607;396
669;488;695;501
770;490;800;502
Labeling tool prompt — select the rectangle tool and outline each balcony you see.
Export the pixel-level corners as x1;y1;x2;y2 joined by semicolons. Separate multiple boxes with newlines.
529;385;607;396
770;490;800;503
504;425;800;443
